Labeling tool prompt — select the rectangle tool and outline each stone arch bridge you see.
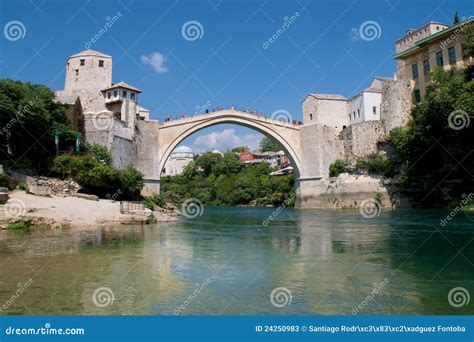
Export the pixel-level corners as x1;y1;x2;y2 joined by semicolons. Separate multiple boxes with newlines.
86;108;344;208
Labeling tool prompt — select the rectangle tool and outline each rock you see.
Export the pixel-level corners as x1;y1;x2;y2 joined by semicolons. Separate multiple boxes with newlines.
26;176;80;196
71;193;99;201
119;213;156;225
0;187;8;204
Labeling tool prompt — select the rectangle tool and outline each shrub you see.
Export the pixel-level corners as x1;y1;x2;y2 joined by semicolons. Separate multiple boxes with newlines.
329;159;347;177
143;194;166;210
17;181;27;191
390;127;411;157
356;153;394;177
0;173;11;189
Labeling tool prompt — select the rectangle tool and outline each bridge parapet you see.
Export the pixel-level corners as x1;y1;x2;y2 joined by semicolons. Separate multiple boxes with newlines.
159;108;302;129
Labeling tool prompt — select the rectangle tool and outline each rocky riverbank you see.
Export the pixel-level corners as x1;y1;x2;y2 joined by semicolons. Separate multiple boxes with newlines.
0;191;180;230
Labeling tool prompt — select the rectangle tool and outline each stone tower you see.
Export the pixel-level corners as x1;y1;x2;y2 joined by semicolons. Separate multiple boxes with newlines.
56;49;112;113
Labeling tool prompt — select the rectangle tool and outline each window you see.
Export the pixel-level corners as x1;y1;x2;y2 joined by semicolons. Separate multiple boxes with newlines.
414;89;421;103
309;113;313;120
411;63;419;79
357;109;360;117
131;93;136;100
353;111;356;120
67;62;69;69
107;92;111;99
423;59;430;76
122;90;127;97
436;51;444;66
80;59;85;66
448;47;456;64
113;90;118;97
372;106;377;115
75;69;79;75
99;60;104;67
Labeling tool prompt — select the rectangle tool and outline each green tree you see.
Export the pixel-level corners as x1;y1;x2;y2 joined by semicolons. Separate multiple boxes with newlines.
259;136;283;152
453;12;460;24
462;23;474;58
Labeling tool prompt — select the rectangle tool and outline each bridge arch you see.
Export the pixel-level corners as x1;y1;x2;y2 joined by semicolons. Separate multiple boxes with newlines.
158;110;302;177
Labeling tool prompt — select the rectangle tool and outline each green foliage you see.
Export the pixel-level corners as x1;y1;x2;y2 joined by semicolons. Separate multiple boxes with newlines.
356;153;394;177
0;79;76;172
0;173;12;189
390;126;411;158
17;181;27;191
5;220;33;230
53;146;144;197
394;66;474;205
329;159;347;177
231;146;248;153
161;152;294;207
85;143;112;166
463;24;474;57
142;194;166;210
453;12;460;24
259;136;282;152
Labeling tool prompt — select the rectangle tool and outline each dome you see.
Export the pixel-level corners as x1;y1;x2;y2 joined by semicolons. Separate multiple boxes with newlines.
173;146;194;154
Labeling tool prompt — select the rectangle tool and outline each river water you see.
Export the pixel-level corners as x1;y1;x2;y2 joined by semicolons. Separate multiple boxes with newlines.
0;207;473;315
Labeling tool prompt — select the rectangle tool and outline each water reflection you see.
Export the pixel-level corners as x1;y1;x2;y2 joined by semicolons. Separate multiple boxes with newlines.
0;207;472;315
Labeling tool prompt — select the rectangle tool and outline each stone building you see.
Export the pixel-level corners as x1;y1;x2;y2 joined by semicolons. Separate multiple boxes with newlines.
302;76;391;132
55;50;150;134
389;18;474;128
161;145;195;176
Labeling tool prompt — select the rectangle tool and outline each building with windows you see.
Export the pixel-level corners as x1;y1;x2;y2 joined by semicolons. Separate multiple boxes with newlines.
239;150;289;169
394;19;474;105
161;146;195;176
55;49;150;124
302;76;391;131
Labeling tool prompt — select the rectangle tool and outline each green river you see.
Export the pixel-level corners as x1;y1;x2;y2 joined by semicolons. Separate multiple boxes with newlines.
0;207;473;315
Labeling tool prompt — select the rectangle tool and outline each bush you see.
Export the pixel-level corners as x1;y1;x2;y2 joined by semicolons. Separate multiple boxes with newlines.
390;127;411;158
356;153;394;177
143;194;166;210
52;146;144;197
0;173;11;189
329;159;347;177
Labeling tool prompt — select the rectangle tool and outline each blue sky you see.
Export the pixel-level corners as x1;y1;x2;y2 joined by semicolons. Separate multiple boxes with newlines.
1;0;473;152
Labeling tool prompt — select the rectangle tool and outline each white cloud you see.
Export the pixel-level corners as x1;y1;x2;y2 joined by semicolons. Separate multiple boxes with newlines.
191;128;262;153
141;52;168;73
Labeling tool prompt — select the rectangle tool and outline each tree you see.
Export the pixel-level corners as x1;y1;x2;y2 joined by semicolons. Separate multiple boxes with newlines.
259;136;283;152
0;79;75;172
392;66;474;205
453;12;460;24
462;23;474;58
231;146;248;153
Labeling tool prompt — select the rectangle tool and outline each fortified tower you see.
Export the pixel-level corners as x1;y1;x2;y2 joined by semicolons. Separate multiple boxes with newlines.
56;49;112;113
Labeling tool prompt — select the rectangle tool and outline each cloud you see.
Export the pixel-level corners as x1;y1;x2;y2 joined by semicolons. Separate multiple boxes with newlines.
191;128;262;153
141;52;168;73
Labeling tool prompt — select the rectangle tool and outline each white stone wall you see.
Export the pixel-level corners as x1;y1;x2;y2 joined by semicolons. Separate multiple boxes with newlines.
342;121;386;166
303;96;349;132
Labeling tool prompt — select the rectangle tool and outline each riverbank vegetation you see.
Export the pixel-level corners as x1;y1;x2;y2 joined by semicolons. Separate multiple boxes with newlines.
0;79;145;198
160;150;295;206
389;64;474;206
